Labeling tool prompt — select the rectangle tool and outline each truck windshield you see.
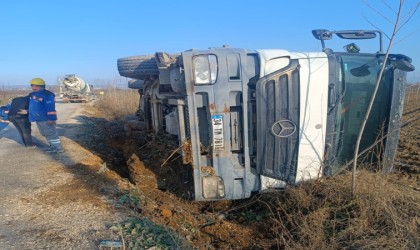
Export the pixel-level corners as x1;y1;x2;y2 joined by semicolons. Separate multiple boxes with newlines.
330;54;393;173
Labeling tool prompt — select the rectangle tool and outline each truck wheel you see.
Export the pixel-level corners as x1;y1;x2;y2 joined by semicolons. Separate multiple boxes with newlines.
117;56;159;79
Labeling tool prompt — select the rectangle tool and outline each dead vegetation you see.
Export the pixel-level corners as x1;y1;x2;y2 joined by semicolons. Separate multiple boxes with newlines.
254;172;419;249
396;85;420;169
114;133;419;249
94;87;139;119
0;89;30;105
86;88;420;249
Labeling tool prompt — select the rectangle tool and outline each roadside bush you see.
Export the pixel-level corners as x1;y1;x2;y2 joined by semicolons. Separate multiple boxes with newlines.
255;170;419;249
94;87;139;119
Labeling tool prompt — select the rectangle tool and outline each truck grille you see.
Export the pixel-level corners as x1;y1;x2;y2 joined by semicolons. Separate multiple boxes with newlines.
257;61;300;183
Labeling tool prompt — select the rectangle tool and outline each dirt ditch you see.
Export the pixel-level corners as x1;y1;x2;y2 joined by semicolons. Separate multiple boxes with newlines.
78;98;419;249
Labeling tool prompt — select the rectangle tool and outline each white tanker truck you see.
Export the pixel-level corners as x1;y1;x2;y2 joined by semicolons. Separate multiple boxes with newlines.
59;74;95;103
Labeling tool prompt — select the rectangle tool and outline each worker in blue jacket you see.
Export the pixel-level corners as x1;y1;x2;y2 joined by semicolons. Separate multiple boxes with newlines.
29;78;64;153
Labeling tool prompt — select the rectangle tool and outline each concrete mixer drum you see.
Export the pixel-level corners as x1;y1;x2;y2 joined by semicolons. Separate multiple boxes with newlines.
59;74;95;103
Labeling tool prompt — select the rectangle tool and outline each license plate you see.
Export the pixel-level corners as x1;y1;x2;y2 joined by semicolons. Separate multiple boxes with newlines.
212;114;224;150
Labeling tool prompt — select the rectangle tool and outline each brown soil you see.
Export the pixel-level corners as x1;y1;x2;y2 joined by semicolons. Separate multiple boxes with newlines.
0;103;137;249
78;89;419;249
395;90;420;175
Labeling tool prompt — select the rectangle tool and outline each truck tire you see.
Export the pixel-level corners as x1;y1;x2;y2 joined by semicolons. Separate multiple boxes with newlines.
117;56;159;79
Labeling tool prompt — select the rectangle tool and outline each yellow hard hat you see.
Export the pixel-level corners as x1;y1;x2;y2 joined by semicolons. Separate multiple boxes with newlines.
30;78;46;86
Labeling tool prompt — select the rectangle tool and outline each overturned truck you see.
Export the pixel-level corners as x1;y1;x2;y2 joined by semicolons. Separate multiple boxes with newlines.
117;29;414;201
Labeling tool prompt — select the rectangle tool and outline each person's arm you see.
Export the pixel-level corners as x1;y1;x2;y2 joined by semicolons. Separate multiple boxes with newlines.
0;104;10;122
1;103;11;111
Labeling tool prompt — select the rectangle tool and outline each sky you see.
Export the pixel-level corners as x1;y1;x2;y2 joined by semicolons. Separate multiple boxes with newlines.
0;0;419;88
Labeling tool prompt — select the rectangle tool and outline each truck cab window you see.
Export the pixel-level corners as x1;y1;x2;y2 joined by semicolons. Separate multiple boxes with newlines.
330;54;392;173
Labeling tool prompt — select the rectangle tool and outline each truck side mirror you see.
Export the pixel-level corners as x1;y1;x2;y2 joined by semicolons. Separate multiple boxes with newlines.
391;60;415;72
312;29;332;40
389;54;415;72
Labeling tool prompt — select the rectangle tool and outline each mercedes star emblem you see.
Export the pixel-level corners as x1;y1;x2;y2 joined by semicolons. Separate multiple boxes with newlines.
271;119;297;138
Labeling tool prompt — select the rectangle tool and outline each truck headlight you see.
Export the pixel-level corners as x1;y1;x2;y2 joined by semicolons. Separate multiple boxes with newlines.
193;55;218;84
202;175;225;199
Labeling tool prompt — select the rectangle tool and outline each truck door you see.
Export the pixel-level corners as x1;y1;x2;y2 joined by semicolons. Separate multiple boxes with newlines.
256;59;300;183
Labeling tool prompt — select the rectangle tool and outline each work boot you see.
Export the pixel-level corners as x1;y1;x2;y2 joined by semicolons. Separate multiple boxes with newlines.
45;148;65;154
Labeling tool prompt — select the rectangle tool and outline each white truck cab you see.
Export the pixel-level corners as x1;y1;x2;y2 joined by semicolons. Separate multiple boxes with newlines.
118;29;414;200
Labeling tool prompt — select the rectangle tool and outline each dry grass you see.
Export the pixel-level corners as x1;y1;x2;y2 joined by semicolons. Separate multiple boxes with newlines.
93;87;139;119
84;84;419;249
254;86;420;250
395;85;420;174
0;86;61;105
252;170;419;250
0;89;30;105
